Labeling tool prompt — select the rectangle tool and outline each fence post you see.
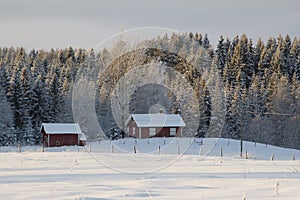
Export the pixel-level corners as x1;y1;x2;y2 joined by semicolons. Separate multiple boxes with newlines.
134;145;136;154
245;150;248;159
18;143;21;153
270;153;274;161
158;145;160;155
42;143;44;152
112;144;114;153
177;145;180;155
220;148;223;157
292;154;295;160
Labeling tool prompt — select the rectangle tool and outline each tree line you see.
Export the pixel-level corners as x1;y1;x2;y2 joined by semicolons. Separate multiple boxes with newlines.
0;33;299;149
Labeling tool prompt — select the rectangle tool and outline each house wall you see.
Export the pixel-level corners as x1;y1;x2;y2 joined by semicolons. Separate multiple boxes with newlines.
152;127;170;137
48;134;79;147
126;118;182;138
141;127;149;138
176;127;182;137
148;127;182;137
127;119;140;138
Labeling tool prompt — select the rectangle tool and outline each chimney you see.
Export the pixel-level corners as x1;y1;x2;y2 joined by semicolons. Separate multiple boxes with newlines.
177;108;181;115
159;108;163;114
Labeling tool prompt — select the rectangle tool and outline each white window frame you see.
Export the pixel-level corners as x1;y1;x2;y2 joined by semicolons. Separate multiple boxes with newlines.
149;128;156;136
170;128;176;136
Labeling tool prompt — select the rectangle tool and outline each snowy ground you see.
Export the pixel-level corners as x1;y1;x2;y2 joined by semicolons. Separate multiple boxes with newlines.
1;138;300;199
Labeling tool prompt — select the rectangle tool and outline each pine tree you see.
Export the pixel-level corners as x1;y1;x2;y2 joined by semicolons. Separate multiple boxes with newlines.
222;81;234;138
271;35;286;76
195;77;211;137
224;83;241;139
247;39;256;74
206;57;226;138
282;35;292;79
227;34;254;88
254;38;264;74
258;37;277;77
195;33;203;46
216;35;229;73
31;75;48;144
290;38;300;80
45;64;64;123
0;84;15;146
248;75;263;113
19;66;35;144
7;67;24;144
286;74;300;148
267;75;292;147
203;34;210;50
60;76;74;123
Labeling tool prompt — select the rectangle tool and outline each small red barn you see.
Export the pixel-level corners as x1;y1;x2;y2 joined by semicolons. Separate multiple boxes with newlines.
125;114;186;138
41;123;87;147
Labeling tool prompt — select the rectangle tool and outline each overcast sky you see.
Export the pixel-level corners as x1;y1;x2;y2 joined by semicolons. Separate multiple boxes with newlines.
0;0;299;50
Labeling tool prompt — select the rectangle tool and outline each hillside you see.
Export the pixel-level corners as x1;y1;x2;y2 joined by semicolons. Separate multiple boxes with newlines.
2;138;300;161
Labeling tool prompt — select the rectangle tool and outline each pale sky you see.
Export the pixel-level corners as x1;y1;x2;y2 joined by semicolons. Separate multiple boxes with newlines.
0;0;299;50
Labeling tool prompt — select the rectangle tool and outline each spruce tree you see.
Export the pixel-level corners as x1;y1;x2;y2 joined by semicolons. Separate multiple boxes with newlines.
203;34;210;50
0;84;15;146
7;68;24;144
290;38;300;80
267;75;292;147
216;36;229;72
206;57;226;138
258;37;277;77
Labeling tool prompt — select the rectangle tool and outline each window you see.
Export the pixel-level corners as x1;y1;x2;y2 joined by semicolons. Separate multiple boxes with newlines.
149;128;156;136
133;127;136;136
170;128;176;136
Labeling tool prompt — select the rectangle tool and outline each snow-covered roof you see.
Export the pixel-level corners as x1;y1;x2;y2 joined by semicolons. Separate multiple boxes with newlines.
126;114;186;128
41;123;87;140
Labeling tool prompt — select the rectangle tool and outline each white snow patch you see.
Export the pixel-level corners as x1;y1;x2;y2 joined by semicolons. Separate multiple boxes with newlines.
1;138;300;199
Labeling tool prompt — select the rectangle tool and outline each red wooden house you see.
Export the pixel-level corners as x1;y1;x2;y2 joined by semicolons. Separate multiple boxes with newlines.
125;114;186;138
41;123;87;147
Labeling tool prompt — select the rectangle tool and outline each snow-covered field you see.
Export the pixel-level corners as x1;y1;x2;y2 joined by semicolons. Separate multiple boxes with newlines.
1;138;300;199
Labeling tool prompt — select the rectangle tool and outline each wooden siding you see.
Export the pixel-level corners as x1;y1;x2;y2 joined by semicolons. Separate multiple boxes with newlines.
48;134;79;147
40;125;85;147
126;118;182;138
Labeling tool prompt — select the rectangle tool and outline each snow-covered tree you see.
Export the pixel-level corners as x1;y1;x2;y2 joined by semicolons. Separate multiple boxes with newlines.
216;36;229;73
0;84;15;146
206;57;226;138
267;75;292;147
